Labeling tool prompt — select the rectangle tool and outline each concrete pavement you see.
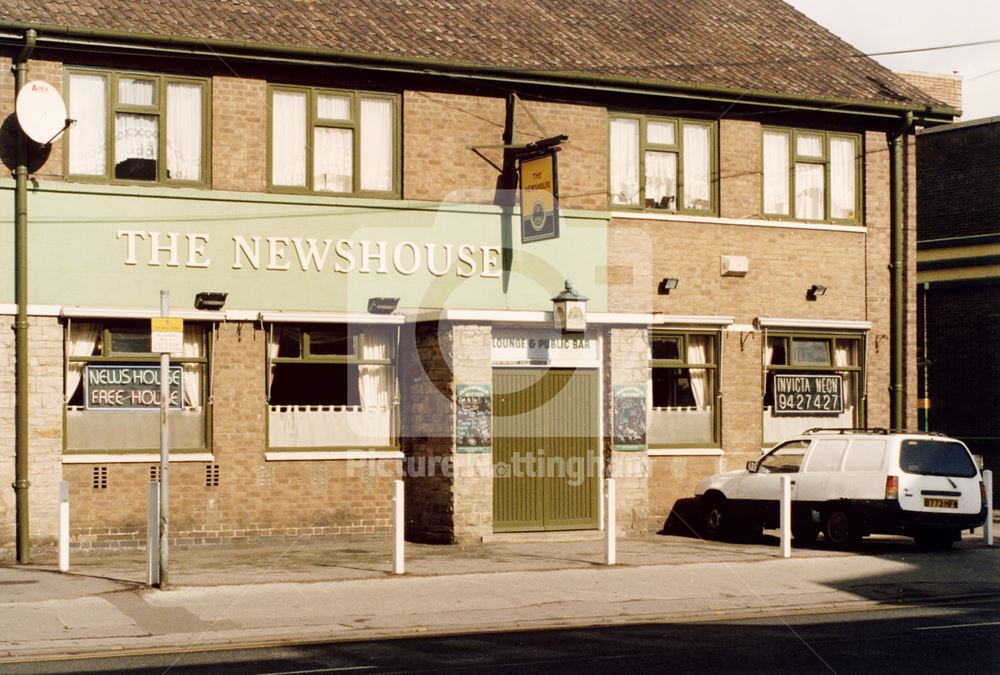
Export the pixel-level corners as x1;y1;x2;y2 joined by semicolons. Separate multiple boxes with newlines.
1;530;998;661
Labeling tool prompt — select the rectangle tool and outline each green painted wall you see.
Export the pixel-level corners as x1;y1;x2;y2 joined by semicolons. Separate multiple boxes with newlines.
0;182;608;313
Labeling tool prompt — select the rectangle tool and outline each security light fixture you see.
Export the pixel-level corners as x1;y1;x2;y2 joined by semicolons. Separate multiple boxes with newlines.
194;291;227;311
367;297;400;314
807;284;827;301
657;278;679;295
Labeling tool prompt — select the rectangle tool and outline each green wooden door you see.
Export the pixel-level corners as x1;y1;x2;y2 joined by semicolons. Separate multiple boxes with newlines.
493;368;599;532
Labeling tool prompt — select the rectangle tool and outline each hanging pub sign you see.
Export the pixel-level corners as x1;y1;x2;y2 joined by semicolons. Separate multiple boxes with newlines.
519;151;560;243
84;364;184;411
772;374;844;416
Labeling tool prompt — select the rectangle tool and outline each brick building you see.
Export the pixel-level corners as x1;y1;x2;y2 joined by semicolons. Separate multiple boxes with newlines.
0;1;955;554
916;115;1000;497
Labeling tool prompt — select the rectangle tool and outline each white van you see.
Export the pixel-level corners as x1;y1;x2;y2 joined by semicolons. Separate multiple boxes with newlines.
694;429;987;549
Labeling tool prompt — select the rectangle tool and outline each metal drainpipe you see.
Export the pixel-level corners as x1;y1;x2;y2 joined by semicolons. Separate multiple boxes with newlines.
889;112;912;431
13;28;36;564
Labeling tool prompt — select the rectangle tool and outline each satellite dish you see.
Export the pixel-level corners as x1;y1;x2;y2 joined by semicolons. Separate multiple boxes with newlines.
15;80;69;145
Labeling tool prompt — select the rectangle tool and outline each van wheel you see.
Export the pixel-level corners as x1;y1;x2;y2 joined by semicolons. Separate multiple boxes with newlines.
823;507;861;548
702;495;730;540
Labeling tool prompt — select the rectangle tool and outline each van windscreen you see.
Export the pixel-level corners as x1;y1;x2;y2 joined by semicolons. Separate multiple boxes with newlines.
899;440;977;478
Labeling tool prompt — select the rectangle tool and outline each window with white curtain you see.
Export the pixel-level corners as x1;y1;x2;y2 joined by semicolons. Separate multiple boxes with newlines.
649;331;719;446
64;320;210;453
763;334;863;444
267;324;397;449
609;115;715;214
763;128;861;223
269;86;398;196
66;70;208;184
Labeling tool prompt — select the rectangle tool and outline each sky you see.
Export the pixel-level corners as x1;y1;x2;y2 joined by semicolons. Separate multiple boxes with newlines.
785;0;1000;120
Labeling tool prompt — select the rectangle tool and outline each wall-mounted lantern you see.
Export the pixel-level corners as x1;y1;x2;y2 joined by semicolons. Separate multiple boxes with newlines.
552;279;588;333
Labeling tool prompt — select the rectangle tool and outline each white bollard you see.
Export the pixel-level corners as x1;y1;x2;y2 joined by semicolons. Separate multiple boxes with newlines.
985;470;994;547
779;476;792;558
392;480;405;575
148;481;160;587
58;481;69;572
605;478;616;566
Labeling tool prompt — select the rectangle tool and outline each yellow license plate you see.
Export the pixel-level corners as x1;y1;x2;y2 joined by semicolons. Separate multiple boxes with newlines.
924;498;958;509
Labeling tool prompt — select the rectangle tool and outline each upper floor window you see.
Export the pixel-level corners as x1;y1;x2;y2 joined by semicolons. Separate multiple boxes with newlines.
763;128;861;223
610;115;715;214
269;86;399;196
66;70;209;184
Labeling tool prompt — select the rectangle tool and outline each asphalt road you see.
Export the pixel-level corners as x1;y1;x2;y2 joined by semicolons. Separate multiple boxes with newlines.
4;597;1000;674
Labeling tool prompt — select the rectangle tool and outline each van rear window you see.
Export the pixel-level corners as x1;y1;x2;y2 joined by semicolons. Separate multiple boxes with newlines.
899;440;977;478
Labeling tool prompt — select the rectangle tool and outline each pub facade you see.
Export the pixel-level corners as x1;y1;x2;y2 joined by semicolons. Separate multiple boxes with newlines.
0;0;953;551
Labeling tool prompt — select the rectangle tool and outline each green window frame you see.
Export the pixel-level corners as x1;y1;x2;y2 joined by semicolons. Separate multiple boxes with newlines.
64;69;211;186
763;333;865;443
609;115;717;215
649;330;720;447
266;324;399;451
762;128;862;224
64;320;212;454
267;86;400;197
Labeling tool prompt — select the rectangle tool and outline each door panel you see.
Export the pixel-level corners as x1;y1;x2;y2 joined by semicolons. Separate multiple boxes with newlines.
493;368;599;532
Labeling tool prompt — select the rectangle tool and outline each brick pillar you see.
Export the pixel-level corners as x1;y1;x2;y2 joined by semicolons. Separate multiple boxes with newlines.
451;324;493;543
401;321;457;543
604;327;650;534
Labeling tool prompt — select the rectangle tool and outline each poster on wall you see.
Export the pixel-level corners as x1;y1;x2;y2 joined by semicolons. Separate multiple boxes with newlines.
456;383;492;453
613;384;646;451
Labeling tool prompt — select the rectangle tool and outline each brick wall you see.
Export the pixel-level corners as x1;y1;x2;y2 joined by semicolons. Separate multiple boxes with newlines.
898;72;963;113
212;76;268;192
719;119;762;220
0;317;63;549
918;121;1000;241
403;92;506;203
402;92;608;209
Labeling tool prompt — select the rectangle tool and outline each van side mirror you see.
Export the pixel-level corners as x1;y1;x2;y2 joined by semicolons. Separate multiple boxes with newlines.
746;460;758;473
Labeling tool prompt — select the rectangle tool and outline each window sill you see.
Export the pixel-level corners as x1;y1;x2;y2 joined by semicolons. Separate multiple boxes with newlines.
265;450;404;461
62;452;214;464
648;448;724;457
611;210;865;233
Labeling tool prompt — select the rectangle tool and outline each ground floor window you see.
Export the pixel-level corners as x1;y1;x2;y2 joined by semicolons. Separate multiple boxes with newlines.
763;333;863;444
649;331;719;447
65;320;209;452
267;323;397;449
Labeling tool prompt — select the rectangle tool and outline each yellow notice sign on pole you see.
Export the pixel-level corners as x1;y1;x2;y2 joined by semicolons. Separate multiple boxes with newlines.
151;317;184;355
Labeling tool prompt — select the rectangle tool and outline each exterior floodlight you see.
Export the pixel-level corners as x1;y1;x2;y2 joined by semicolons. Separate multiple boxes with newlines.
807;284;827;301
658;278;679;295
368;297;400;314
194;291;227;311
